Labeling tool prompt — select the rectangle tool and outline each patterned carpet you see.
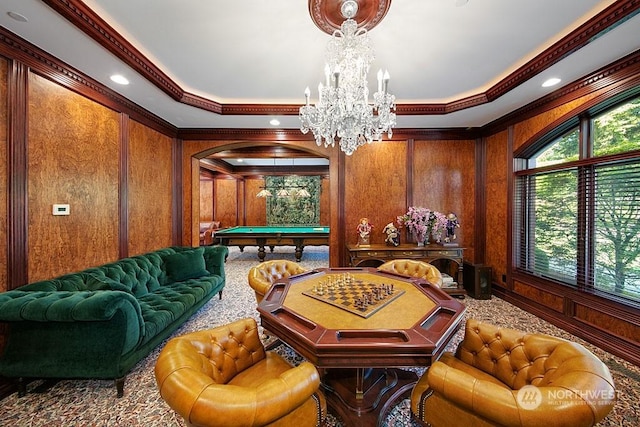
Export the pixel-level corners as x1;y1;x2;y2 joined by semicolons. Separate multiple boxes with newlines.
0;246;638;426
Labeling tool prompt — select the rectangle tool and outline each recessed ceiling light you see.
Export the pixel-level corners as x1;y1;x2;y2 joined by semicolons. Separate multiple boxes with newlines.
269;119;280;126
110;74;130;85
237;159;244;163
542;77;561;88
7;11;28;22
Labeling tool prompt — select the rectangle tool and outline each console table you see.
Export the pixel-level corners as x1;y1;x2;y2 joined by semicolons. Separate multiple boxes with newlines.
346;243;466;297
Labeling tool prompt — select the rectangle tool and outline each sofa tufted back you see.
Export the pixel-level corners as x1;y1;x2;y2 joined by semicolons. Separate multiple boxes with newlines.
248;260;307;303
378;259;443;287
457;319;615;395
83;248;176;296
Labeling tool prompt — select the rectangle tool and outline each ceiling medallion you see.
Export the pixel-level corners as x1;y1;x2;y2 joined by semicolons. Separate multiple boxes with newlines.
308;0;392;34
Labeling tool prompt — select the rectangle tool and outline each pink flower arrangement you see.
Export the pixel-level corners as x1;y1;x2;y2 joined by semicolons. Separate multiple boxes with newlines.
397;207;451;244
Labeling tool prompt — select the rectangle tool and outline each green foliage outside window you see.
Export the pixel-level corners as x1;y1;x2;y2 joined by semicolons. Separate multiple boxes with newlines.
517;95;640;304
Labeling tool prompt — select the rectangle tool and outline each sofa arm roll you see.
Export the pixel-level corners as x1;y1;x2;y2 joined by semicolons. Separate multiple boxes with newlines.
189;361;321;426
203;245;229;277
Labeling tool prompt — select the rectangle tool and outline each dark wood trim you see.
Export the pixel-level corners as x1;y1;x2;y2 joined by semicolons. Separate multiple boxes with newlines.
506;125;515;290
493;280;640;367
118;113;129;258
39;0;640;118
0;26;176;137
337;150;346;266
474;136;487;264
178;127;481;142
7;60;29;290
172;138;183;246
485;49;640;135
406;139;414;209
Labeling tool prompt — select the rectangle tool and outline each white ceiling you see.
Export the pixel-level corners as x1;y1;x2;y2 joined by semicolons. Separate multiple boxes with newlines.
1;0;639;131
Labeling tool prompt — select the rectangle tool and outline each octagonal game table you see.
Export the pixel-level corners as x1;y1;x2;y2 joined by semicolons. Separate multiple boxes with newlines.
257;267;466;426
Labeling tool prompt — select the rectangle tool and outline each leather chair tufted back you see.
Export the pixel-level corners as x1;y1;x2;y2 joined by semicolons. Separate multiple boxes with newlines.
248;260;307;304
378;259;443;287
155;318;326;427
411;319;616;427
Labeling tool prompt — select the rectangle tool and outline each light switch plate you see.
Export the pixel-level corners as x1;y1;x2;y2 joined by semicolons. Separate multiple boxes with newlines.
53;204;70;215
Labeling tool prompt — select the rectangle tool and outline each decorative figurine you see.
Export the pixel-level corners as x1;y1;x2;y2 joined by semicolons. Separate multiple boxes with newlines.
445;213;460;243
356;217;372;246
383;222;400;246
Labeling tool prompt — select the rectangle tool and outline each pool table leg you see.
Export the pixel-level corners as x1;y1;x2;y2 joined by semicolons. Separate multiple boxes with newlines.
295;245;304;262
258;245;267;261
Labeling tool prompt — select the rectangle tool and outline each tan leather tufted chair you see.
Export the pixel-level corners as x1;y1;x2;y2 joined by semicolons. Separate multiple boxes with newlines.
378;259;443;287
248;260;307;304
155;318;326;427
411;319;616;427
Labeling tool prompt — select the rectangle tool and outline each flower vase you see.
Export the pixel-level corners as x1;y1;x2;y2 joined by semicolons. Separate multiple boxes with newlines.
415;233;426;247
417;241;424;247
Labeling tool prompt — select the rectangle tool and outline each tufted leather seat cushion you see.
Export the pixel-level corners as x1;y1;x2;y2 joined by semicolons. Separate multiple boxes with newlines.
155;318;326;427
248;260;307;304
411;319;616;427
378;259;443;287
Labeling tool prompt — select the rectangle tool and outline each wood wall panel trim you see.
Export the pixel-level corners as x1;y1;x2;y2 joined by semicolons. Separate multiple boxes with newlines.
7;60;28;289
0;26;176;137
119;113;129;258
173;138;183;245
337;150;346;266
484;50;640;135
0;58;7;293
574;303;640;344
512;280;565;313
406;139;414;209
493;286;640;367
178;128;480;141
474;137;486;264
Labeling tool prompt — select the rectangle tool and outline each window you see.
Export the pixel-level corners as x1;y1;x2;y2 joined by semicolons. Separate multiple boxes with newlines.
515;95;640;304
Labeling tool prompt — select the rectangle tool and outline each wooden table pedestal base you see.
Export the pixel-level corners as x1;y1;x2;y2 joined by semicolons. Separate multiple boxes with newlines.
321;368;418;427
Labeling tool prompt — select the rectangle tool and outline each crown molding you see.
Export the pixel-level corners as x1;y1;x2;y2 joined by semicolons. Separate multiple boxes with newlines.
40;0;640;118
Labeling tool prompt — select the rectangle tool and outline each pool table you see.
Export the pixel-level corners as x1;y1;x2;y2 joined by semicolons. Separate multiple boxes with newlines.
213;225;330;262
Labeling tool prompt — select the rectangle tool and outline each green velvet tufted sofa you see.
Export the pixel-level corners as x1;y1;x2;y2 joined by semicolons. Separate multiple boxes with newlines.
0;245;228;397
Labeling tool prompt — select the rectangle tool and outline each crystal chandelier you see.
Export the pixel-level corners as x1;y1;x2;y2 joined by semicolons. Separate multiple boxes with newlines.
299;0;396;156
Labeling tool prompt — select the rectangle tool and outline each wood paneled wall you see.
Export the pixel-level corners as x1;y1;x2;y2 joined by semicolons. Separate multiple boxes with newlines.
215;179;239;228
484;130;509;287
0;63;179;288
199;179;214;222
27;73;121;281
413;139;476;261
244;178;268;226
127;120;174;256
344;141;408;246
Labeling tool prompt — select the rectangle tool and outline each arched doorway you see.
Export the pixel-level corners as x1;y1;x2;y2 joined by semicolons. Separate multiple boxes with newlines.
191;141;336;263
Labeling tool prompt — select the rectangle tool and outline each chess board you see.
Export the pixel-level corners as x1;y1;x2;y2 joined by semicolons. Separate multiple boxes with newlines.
303;278;405;318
